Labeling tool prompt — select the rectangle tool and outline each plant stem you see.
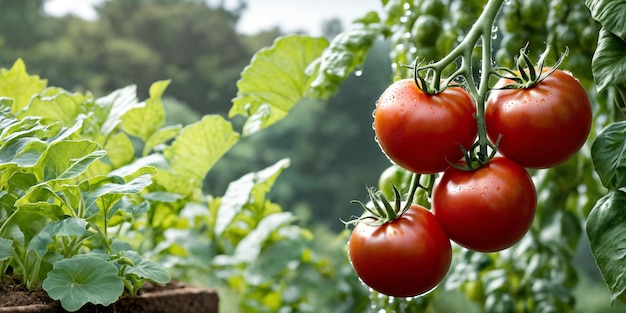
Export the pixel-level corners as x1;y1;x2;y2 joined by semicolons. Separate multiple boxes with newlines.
422;0;505;160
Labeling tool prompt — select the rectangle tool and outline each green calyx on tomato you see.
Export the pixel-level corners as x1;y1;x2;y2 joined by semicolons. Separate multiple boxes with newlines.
493;44;568;90
349;202;452;297
373;77;477;174
487;45;592;169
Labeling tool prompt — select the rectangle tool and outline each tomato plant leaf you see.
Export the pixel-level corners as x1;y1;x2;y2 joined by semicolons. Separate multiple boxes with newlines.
122;80;169;142
586;0;626;42
229;35;329;136
309;22;384;99
42;255;124;312
0;59;47;113
155;115;239;196
591;28;626;93
586;190;626;304
591;120;626;189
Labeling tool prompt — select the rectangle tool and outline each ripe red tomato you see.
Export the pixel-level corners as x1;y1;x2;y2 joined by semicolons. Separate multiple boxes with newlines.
485;69;592;168
432;157;537;252
349;203;452;297
374;79;477;174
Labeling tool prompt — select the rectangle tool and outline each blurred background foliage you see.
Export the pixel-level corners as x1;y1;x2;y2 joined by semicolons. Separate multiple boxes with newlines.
1;0;625;312
0;0;390;230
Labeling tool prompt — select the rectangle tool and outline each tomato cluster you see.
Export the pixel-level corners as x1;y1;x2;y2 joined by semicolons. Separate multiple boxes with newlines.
350;67;592;297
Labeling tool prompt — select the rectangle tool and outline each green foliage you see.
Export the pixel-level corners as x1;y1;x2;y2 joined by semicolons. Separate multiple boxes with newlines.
586;0;626;305
230;35;329;136
43;255;125;311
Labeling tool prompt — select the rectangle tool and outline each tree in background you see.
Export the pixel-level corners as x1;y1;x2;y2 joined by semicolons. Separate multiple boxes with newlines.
0;0;254;116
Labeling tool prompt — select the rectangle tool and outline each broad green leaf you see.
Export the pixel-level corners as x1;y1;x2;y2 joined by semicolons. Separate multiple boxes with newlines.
591;28;626;93
27;218;87;258
119;250;171;284
0;59;47;113
0;137;48;169
213;212;294;265
586;0;626;41
37;140;106;181
107;155;162;180
155;115;239;195
0;238;12;261
93;85;143;137
143;124;182;156
0;97;13;112
84;174;153;219
587;190;626;304
20;88;88;125
142;191;184;203
591;121;626;189
213;159;290;237
0;117;61;143
309;22;384;98
15;184;76;219
43;255;124;312
50;118;84;143
243;238;304;286
103;132;134;168
229;35;329;136
122;80;169;141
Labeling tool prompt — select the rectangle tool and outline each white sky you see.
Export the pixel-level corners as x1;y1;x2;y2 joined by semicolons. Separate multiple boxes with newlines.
43;0;382;36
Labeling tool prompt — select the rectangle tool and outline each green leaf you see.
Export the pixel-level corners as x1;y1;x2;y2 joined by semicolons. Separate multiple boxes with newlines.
27;218;87;258
0;238;12;261
586;0;626;41
0;137;48;169
0;59;47;113
122;80;169;141
229;35;329;136
591;121;626;189
118;250;171;284
103;132;134;168
43;255;124;312
587;190;626;304
213;212;295;265
243;239;304;286
20;88;89;125
84;174;153;219
214;159;290;236
143;124;182;156
155;115;239;195
309;23;384;98
93;85;143;137
37;140;106;181
591;27;626;93
15;183;77;219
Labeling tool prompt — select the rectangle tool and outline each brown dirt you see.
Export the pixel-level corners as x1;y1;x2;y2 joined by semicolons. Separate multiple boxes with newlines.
0;275;218;313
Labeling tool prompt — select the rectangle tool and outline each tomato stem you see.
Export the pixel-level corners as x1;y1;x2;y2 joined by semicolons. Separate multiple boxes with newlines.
414;0;505;167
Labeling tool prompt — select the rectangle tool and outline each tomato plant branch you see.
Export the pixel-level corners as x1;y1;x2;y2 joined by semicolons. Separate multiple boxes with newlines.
417;0;505;164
